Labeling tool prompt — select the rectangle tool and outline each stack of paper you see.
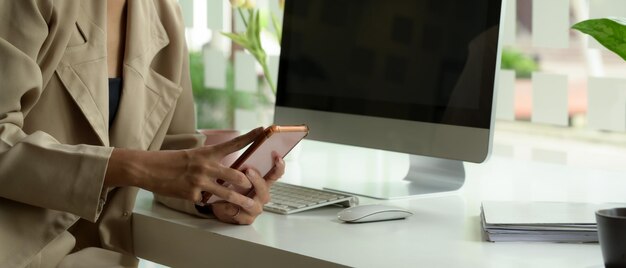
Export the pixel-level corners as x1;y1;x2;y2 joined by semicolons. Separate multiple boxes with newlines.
480;201;625;243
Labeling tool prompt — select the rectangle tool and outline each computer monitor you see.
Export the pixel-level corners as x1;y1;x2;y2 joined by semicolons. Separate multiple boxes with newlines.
274;0;503;199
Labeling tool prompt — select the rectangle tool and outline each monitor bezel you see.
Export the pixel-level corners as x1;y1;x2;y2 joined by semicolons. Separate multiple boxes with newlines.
274;0;504;163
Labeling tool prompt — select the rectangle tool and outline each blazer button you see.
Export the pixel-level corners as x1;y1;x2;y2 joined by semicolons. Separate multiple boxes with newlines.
123;211;129;217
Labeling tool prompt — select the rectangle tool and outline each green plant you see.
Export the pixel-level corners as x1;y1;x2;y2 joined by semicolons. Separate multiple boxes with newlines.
572;17;626;61
501;48;539;79
222;0;283;95
189;52;267;129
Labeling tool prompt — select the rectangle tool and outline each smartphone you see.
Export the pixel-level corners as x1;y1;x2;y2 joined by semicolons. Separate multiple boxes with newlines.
202;125;309;204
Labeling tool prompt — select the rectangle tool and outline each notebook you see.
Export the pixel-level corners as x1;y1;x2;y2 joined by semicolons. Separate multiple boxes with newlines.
480;201;626;243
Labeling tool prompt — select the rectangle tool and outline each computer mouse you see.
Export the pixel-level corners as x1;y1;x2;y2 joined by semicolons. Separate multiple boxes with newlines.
337;204;413;223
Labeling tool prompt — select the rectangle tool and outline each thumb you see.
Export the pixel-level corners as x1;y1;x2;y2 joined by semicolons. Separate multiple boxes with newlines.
213;127;264;157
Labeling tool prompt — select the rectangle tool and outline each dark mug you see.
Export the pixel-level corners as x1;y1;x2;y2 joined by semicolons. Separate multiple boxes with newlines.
596;208;626;268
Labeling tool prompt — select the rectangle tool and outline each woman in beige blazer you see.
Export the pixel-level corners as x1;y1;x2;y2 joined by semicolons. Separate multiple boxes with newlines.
0;0;283;267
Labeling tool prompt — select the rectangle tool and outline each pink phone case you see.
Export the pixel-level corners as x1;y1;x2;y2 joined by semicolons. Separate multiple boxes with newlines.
204;125;309;204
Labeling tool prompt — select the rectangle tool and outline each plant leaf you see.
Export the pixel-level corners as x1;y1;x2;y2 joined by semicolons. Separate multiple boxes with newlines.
246;9;258;50
258;9;270;29
271;12;282;43
572;18;626;61
242;10;263;57
253;10;263;53
221;32;251;50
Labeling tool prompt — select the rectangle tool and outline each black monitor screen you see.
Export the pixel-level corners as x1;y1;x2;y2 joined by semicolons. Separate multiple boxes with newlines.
276;0;502;129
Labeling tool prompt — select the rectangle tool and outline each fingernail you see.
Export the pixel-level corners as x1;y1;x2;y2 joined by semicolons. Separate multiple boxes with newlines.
245;198;255;208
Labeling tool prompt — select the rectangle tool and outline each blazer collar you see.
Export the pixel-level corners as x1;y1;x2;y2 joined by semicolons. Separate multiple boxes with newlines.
109;0;183;150
123;0;170;72
55;2;109;146
56;0;182;149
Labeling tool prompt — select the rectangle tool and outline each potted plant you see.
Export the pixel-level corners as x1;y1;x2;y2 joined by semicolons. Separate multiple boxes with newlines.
192;0;283;130
224;0;283;95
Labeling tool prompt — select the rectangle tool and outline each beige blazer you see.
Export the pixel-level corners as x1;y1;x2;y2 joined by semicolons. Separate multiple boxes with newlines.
0;0;206;266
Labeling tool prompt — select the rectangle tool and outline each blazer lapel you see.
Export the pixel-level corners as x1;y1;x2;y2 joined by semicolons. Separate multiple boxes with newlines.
109;0;183;149
55;3;110;146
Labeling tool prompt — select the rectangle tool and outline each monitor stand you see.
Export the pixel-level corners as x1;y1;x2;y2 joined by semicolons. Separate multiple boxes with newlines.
324;154;465;200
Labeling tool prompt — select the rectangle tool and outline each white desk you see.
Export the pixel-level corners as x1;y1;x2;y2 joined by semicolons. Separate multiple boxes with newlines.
133;134;626;267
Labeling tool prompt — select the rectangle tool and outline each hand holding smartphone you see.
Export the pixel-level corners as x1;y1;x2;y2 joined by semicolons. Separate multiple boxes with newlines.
201;125;309;204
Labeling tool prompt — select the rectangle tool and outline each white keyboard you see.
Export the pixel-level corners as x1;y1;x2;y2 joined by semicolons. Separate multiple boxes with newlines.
264;182;359;214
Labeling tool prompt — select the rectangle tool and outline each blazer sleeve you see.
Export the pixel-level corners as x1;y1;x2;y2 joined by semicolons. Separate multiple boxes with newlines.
155;54;212;218
0;0;112;222
155;1;211;218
